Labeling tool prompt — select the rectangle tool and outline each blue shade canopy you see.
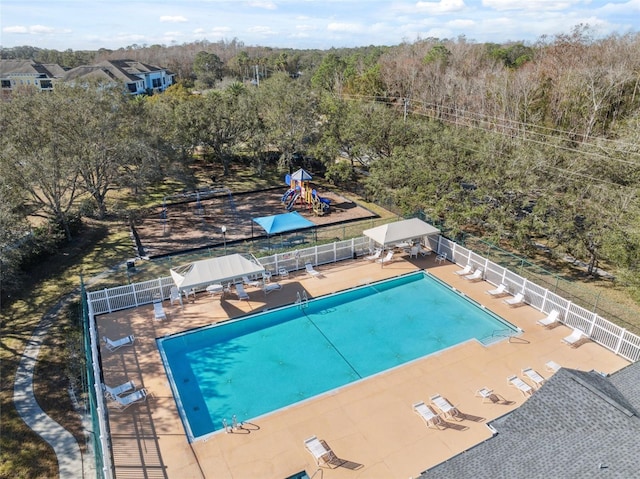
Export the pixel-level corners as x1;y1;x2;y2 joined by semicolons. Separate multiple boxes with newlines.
252;211;315;235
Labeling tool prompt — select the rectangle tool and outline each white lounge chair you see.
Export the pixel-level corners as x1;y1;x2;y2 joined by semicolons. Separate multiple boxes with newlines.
475;387;494;404
110;388;148;411
562;328;587;347
153;301;167;320
264;283;282;295
242;275;262;288
463;269;483;282
235;282;250;301
103;335;135;352
430;394;463;420
413;401;443;429
454;264;472;276
546;360;562;373
507;375;533;397
103;380;135;400
278;267;289;278
169;286;182;306
364;249;382;261
537;310;560;327
419;246;432;257
377;251;394;265
486;283;508;297
522;368;545;389
305;263;322;278
304;436;340;468
503;292;525;307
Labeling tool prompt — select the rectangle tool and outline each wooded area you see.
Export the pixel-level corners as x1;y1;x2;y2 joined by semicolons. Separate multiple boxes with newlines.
1;26;639;304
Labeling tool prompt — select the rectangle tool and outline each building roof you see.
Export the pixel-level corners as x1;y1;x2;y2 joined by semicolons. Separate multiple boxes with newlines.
421;362;640;478
0;59;64;78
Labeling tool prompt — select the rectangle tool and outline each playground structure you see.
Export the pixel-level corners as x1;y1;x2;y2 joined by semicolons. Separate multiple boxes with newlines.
281;168;331;216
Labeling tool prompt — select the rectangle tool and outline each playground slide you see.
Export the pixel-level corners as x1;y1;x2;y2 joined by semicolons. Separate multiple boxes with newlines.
281;189;295;202
286;193;300;211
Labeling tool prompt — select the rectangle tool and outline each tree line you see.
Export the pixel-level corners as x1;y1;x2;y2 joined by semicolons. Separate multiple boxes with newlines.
1;25;639;304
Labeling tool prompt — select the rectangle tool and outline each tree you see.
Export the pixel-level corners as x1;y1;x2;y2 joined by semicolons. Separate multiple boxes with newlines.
193;51;224;89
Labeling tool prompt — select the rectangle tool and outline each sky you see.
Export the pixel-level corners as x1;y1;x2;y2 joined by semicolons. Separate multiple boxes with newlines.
1;0;639;51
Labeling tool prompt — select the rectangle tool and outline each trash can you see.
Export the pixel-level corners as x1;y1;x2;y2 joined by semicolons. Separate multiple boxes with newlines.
126;260;136;270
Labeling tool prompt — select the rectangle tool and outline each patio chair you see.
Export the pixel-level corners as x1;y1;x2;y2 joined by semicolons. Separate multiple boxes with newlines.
409;246;420;259
235;282;250;301
435;253;447;264
278;267;289;278
377;251;394;265
454;264;472;276
537;310;560;327
110;388;148;411
463;269;483;282
503;292;525;307
103;335;135;352
413;401;443;429
103;380;135;400
475;387;494;404
507;375;533;397
545;360;562;373
364;249;382;261
169;286;182;306
304;436;340;468
562;328;587;347
486;283;508;297
522;368;545;389
242;275;262;288
264;283;282;295
430;394;463;420
305;263;322;278
153;301;167;321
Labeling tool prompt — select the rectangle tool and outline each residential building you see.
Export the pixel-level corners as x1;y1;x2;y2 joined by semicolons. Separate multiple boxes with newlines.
0;60;66;97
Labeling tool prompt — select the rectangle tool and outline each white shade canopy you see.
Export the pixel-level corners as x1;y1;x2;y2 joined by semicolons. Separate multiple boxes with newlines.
170;254;265;292
363;218;440;247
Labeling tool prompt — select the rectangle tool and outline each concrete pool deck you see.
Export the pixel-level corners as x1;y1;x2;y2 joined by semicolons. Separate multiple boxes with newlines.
98;254;630;479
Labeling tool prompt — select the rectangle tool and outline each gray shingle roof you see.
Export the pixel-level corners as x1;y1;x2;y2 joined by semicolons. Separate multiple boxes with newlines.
420;362;640;479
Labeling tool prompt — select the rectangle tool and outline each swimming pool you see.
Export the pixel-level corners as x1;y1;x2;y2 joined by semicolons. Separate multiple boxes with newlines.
158;271;519;441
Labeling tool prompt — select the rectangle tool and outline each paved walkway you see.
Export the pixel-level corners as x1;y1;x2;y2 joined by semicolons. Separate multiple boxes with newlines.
13;295;84;478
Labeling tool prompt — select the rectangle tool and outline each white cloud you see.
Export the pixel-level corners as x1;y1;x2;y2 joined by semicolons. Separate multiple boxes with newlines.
3;24;68;35
247;25;277;35
3;25;29;34
295;24;316;32
447;19;476;28
415;0;467;14
30;25;57;34
247;1;277;9
160;16;188;23
327;22;366;33
482;0;578;12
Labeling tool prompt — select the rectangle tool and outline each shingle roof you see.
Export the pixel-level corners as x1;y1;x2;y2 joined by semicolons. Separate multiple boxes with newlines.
420;362;640;479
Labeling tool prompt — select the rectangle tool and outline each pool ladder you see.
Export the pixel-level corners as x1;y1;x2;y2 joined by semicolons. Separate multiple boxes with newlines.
222;415;242;433
295;291;309;309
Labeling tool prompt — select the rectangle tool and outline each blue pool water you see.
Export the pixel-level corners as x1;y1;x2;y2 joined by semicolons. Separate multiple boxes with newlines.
158;271;518;441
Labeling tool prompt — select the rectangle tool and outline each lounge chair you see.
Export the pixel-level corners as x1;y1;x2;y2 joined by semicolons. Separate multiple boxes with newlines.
364;249;382;261
103;380;135;400
463;269;483;282
430;394;463;420
486;283;508;297
419;246;432;257
522;368;545;389
235;282;250;301
303;436;340;468
242;275;262;288
305;263;322;278
169;286;182;306
537;310;560;327
454;264;472;276
278;267;289;277
153;301;167;321
103;335;135;352
413;401;443;429
110;388;148;411
545;360;562;373
562;328;587;347
507;375;533;397
475;387;494;404
264;283;282;295
503;292;525;307
377;251;394;265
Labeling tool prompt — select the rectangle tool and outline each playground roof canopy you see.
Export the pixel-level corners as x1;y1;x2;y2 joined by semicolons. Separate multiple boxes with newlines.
363;218;440;247
170;253;265;291
252;211;315;235
291;168;313;181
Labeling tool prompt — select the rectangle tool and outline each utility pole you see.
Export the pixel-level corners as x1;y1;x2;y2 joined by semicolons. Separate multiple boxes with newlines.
254;65;260;86
403;98;409;123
